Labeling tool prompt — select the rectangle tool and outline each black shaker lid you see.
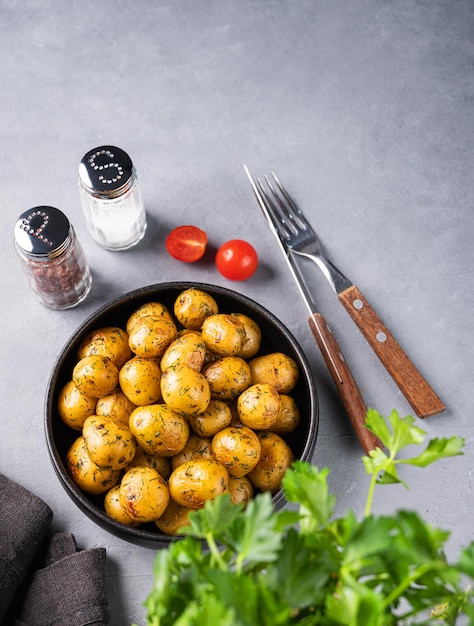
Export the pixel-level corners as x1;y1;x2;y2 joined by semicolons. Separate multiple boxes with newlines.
78;145;134;198
14;206;71;259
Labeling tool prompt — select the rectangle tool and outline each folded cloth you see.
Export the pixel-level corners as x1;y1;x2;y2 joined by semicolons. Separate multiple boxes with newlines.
11;533;109;626
0;474;109;626
0;473;53;623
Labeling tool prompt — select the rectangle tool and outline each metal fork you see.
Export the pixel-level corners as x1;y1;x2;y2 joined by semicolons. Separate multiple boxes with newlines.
245;166;444;420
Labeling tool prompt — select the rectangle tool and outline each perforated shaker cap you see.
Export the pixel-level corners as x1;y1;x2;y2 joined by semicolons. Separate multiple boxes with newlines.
14;206;71;260
78;145;135;199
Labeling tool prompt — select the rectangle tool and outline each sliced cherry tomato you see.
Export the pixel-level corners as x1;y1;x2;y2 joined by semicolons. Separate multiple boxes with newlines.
166;225;208;263
215;239;259;281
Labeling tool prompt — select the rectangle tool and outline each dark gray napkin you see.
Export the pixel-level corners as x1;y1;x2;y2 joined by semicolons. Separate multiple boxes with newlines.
0;473;53;622
0;474;109;626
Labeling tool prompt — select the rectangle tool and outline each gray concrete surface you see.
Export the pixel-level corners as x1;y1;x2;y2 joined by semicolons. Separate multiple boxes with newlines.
1;1;473;624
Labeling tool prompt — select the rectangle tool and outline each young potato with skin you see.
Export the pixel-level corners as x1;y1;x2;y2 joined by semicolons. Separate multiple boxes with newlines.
155;499;193;536
202;356;251;401
230;313;262;359
201;314;247;356
82;415;136;470
211;426;261;477
189;399;233;437
228;475;254;507
160;331;207;372
173;288;219;330
128;317;178;359
104;485;140;527
171;433;213;471
96;389;137;427
249;352;299;393
119;356;161;406
73;355;119;398
160;364;211;416
119;466;170;523
247;431;295;493
58;380;97;430
169;458;229;509
237;383;281;431
127;446;171;480
129;404;190;457
78;326;132;368
271;394;301;434
66;436;121;495
126;302;174;334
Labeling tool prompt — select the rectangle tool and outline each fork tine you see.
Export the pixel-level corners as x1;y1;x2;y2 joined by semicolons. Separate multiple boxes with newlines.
255;177;294;240
269;172;309;233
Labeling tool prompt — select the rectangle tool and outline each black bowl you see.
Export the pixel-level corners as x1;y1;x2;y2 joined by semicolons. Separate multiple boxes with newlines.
45;282;319;548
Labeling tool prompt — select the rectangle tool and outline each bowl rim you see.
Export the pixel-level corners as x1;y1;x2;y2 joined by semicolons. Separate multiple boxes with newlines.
44;281;319;547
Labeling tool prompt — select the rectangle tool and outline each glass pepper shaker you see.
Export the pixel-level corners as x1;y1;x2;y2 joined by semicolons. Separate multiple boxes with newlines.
14;206;92;310
78;145;147;250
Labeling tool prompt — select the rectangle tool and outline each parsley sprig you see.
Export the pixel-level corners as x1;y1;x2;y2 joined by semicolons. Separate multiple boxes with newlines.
139;409;473;625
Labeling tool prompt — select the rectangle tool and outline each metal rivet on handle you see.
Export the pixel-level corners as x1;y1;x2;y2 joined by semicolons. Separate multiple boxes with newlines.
353;298;364;310
376;332;387;343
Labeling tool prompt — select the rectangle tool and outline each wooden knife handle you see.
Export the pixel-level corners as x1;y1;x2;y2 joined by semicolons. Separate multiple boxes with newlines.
338;284;445;418
308;313;382;455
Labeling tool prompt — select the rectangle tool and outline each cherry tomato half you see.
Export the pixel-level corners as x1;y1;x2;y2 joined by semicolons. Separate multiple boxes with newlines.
215;240;259;281
166;225;208;263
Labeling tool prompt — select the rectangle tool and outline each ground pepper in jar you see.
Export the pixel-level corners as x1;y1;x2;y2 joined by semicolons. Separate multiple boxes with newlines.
14;206;92;309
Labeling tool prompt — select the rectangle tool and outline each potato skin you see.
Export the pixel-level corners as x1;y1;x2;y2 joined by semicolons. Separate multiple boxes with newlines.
66;436;121;495
129;404;190;457
58;380;97;430
119;466;170;523
189;399;232;437
212;426;261;477
173;288;219;330
119;357;161;406
249;352;299;393
231;313;262;359
237;383;281;430
78;326;132;368
96;389;136;427
247;431;295;493
126;302;174;334
104;485;140;527
82;415;136;470
201;314;247;356
154;499;193;536
127;446;171;480
272;394;301;434
160;364;210;416
228;475;254;507
171;434;213;471
169;458;229;508
128;317;178;359
202;356;251;401
73;355;119;398
160;331;207;372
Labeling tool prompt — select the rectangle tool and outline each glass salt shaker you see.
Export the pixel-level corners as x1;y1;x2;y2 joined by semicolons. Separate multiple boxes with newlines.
78;145;147;250
14;206;92;309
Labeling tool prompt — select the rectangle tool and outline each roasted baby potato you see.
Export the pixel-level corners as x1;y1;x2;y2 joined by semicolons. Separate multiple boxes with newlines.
126;302;174;334
160;364;211;416
201;314;247;356
129;404;190;457
247;431;295;493
119;466;170;523
171;433;213;471
104;485;140;527
202;356;251;400
271;394;301;434
169;458;229;508
58;380;97;430
119;356;161;406
73;355;119;398
228;475;254;507
154;498;193;536
173;288;219;330
237;383;281;430
66;436;121;495
189;399;233;437
127;446;171;480
211;426;261;477
78;326;132;368
95;389;137;427
231;313;262;359
249;352;299;393
160;331;207;372
128;317;178;359
82;415;136;470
